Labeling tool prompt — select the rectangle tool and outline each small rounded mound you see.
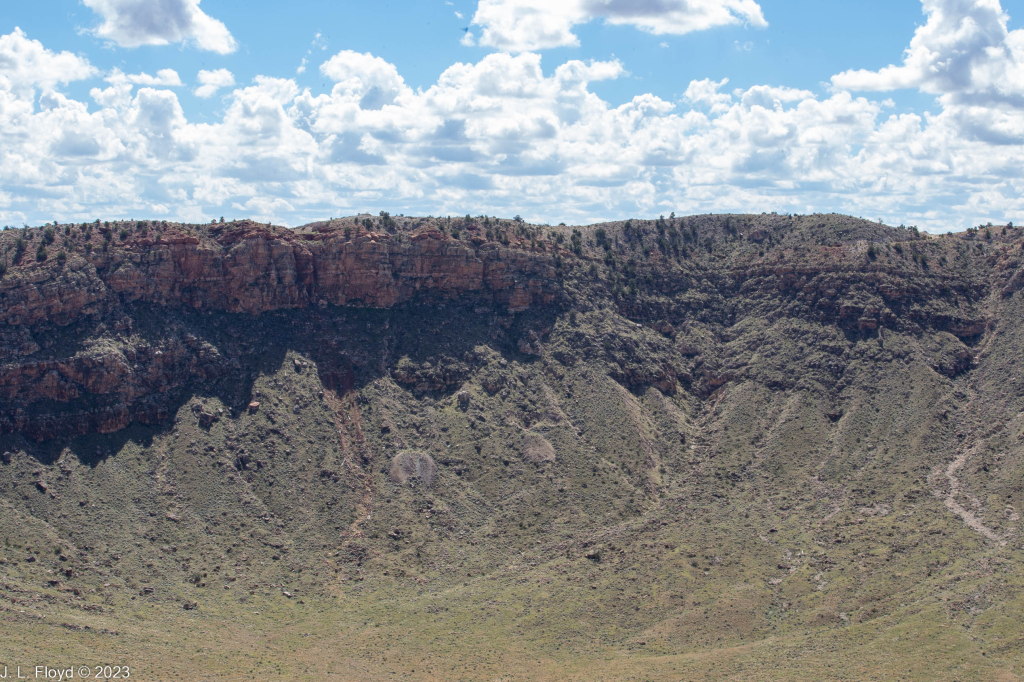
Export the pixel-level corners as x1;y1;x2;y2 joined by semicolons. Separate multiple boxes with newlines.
389;451;437;486
522;433;556;463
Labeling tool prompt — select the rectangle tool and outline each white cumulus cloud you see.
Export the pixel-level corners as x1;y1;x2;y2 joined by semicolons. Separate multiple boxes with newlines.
833;0;1024;143
320;51;410;110
81;0;238;54
684;77;732;113
3;15;1024;231
832;0;1024;100
0;28;96;96
127;69;183;86
194;68;235;98
471;0;767;52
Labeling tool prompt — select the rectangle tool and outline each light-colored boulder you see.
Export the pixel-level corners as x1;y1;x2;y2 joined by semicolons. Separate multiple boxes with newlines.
389;451;437;486
522;433;556;463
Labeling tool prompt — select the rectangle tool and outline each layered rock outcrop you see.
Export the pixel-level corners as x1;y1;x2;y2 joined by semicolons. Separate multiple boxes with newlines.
1;214;1021;442
0;222;559;328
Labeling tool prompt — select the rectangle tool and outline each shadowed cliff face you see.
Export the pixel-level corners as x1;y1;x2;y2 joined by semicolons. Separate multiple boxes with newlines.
1;214;1024;680
0;218;559;440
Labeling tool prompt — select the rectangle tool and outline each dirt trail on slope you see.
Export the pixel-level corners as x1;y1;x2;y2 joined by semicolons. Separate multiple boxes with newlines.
929;369;1006;544
935;448;1003;542
929;288;1019;545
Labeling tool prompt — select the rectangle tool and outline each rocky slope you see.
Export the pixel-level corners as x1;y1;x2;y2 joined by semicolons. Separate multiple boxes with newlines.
1;212;1023;680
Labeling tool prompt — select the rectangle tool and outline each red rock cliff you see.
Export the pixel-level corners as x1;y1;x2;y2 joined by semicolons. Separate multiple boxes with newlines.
0;222;559;327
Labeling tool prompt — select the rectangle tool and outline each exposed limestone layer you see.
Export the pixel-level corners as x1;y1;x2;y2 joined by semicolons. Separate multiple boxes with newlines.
0;223;558;327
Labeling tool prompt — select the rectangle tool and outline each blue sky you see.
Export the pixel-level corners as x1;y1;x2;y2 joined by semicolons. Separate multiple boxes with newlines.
2;0;1024;229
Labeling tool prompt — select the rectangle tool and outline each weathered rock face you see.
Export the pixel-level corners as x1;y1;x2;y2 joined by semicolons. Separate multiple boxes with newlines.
0;329;226;441
0;214;1021;442
0;223;559;328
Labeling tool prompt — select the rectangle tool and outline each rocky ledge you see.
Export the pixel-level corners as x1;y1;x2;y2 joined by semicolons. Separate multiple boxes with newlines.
0;220;559;328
